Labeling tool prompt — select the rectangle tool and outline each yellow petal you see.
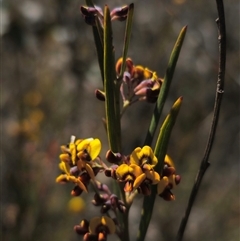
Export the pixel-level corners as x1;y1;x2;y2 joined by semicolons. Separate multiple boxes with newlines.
165;155;175;168
143;68;153;79
60;145;69;153
141;146;152;157
68;175;79;183
130;146;158;167
59;153;70;162
76;138;101;160
69;142;77;165
76;179;88;193
115;57;123;75
85;163;95;180
145;170;160;184
56;174;67;183
116;164;130;178
76;138;93;151
142;163;152;171
88;138;101;160
129;147;142;165
130;164;143;176
134;65;145;81
142;146;158;166
151;155;158;167
75;139;83;146
59;161;70;174
157;177;169;194
133;173;146;190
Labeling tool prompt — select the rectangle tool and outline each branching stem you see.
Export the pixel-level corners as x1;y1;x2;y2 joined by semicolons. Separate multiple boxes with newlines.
176;0;226;240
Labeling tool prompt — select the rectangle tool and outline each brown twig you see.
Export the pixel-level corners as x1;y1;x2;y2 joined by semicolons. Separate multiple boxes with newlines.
176;0;226;240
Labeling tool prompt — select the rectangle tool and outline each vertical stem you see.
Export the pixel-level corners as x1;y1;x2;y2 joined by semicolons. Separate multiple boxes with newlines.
176;1;226;240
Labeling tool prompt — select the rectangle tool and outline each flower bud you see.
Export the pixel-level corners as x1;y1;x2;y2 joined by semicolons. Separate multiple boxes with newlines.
134;79;155;96
162;166;176;176
101;202;111;213
96;182;111;194
74;219;89;235
80;6;103;26
105;165;118;179
71;186;82;196
106;150;122;164
95;89;105;101
175;175;181;185
110;194;118;209
110;5;129;21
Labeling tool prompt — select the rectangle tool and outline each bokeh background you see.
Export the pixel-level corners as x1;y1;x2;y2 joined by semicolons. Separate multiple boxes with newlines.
1;0;239;240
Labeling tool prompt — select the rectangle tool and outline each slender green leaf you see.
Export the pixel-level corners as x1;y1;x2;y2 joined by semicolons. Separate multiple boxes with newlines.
137;26;187;241
103;6;120;152
154;97;183;174
119;3;134;78
137;97;183;241
144;26;187;146
85;0;104;83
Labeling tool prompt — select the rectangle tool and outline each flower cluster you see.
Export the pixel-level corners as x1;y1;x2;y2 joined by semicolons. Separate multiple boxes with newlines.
55;137;180;199
95;57;163;105
56;136;181;239
116;57;163;103
74;216;116;241
56;136;103;195
105;146;181;198
80;5;129;26
158;155;181;201
56;137;128;240
106;146;160;195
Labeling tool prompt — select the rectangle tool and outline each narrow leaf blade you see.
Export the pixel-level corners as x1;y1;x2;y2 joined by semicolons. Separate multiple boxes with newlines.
144;26;187;146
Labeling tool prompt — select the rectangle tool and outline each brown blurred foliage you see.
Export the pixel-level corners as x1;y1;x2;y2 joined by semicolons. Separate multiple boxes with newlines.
1;0;239;241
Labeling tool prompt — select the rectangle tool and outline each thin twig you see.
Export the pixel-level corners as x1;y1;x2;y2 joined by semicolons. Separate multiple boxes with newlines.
176;0;226;240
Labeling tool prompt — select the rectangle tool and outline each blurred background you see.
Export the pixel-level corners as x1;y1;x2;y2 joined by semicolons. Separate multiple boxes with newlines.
1;0;239;240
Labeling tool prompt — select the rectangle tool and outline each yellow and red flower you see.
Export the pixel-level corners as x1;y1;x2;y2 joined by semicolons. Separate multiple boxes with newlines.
75;216;116;241
116;163;143;192
56;161;88;193
56;136;102;195
116;146;160;194
157;155;181;201
129;146;158;168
